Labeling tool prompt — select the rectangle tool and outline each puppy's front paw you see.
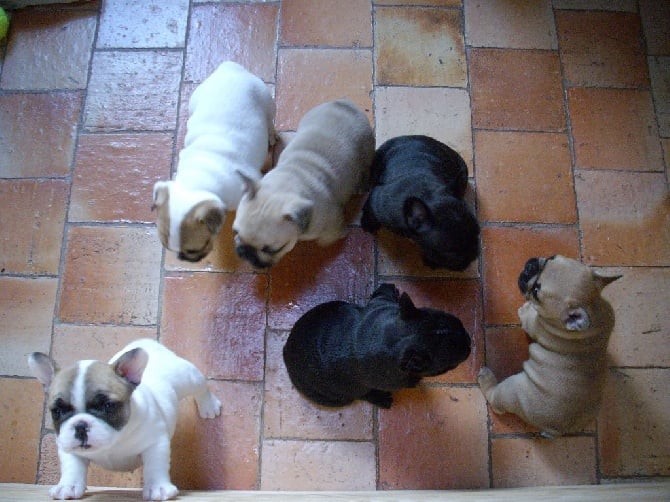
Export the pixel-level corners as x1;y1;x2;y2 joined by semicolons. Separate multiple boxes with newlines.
477;367;498;389
196;391;222;419
50;482;86;500
143;482;178;501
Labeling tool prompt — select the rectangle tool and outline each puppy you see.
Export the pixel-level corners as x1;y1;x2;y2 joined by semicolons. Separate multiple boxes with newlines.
283;283;471;409
478;255;621;438
233;99;375;268
28;339;221;500
361;135;480;271
152;61;276;262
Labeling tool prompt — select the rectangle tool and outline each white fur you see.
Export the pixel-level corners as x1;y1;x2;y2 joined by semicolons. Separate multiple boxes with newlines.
36;339;221;501
155;61;275;253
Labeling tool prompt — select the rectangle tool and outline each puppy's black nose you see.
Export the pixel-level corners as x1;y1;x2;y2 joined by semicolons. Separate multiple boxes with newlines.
518;257;545;294
74;421;88;444
235;244;271;269
178;251;204;262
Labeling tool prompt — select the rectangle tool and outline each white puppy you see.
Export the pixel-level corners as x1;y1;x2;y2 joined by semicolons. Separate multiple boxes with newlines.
29;339;221;501
153;61;276;262
233;99;375;268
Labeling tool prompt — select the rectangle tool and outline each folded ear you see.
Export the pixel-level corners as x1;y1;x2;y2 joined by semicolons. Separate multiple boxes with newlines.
593;271;622;291
399;347;431;373
28;352;58;390
562;307;590;331
194;200;226;234
283;198;313;233
399;292;419;320
113;348;149;386
237;170;259;200
404;197;433;233
152;181;170;211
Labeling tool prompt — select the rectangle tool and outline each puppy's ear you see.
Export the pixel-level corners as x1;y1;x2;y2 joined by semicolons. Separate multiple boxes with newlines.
593;271;622;291
399;347;431;373
283;198;313;233
237;170;259;200
399;292;419;320
194;201;225;234
404;198;434;233
28;352;58;390
562;307;590;331
113;348;149;386
152;182;170;211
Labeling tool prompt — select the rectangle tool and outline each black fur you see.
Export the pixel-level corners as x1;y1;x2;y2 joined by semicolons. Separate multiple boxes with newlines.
283;283;471;408
361;135;480;271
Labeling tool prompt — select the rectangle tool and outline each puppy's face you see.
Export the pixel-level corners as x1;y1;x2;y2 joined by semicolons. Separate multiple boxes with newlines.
518;255;620;335
403;197;480;271
232;184;312;269
152;181;226;262
28;349;147;455
396;293;472;376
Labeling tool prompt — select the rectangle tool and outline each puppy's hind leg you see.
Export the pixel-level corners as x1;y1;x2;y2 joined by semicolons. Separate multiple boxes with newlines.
167;358;221;419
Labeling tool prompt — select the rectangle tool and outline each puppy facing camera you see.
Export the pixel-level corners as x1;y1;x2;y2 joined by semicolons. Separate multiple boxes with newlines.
478;255;621;438
152;61;276;262
361;135;480;271
28;339;221;501
283;283;471;409
233;98;375;269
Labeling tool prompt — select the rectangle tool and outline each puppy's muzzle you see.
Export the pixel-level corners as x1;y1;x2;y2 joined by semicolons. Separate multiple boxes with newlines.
178;251;206;262
235;244;272;269
518;257;548;295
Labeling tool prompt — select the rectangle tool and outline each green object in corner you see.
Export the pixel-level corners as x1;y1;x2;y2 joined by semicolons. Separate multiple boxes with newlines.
0;7;8;40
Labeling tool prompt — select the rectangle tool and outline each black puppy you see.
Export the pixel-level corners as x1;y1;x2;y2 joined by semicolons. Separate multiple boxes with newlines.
283;283;471;409
361;135;480;271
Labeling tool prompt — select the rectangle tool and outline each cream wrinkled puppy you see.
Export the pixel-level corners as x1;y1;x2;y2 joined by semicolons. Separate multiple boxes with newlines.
478;255;621;438
233;99;374;268
153;61;276;262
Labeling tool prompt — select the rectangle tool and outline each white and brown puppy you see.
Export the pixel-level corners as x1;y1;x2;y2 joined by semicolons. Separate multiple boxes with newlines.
153;61;276;262
478;255;621;438
233;99;375;268
28;339;221;501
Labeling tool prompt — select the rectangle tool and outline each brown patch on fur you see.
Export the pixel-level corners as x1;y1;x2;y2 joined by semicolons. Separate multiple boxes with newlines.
48;365;80;406
178;200;224;261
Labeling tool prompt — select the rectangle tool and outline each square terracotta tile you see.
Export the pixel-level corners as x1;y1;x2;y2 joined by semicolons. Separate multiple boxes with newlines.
639;0;670;56
275;48;373;130
465;0;557;49
0;180;68;274
58;226;162;324
0;378;49;483
378;386;489;489
70;133;174;223
267;228;375;330
649;56;670;138
0;9;95;90
0;277;57;377
390;279;483;384
601;267;670;368
568;88;663;171
599;368;670;477
374;6;466;87
263;329;374;440
171;380;262;490
38;432;142;488
469;48;565;132
51;325;157;368
280;0;372;48
97;0;188;49
575;170;670;266
481;226;580;325
84;50;183;132
474;131;576;224
491;437;596;487
185;3;278;84
375;86;473;168
260;439;376;490
0;92;82;177
160;272;267;381
556;11;648;88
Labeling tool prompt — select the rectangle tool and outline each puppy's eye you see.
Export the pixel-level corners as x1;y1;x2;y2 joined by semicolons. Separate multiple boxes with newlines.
262;243;287;255
51;398;74;422
89;393;121;415
530;282;541;300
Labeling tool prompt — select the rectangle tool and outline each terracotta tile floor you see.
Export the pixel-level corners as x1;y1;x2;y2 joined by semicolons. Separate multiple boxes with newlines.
1;0;669;492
